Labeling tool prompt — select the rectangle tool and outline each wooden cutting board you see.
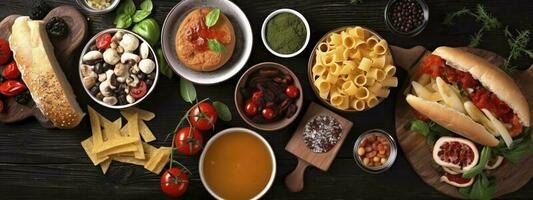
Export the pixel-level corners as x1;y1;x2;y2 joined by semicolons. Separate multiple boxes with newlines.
392;45;533;198
0;5;87;126
285;102;353;192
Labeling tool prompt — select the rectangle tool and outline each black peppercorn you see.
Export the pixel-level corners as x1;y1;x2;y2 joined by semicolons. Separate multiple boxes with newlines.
389;0;424;33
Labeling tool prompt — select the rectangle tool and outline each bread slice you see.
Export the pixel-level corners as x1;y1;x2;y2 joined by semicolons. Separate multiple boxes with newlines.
433;47;530;127
406;94;499;147
9;16;83;129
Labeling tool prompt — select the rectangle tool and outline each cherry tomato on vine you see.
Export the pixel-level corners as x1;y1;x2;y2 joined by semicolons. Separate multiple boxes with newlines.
262;108;275;120
160;167;190;198
174;127;203;156
129;81;147;99
285;85;299;98
95;33;112;50
244;101;258;116
189;102;217;131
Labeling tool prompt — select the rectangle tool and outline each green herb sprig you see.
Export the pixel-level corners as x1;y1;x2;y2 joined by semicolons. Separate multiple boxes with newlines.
501;28;533;72
459;172;496;200
408;119;453;145
443;4;501;48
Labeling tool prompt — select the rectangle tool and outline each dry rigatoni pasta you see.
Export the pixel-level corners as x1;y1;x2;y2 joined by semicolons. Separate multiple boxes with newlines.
311;26;398;111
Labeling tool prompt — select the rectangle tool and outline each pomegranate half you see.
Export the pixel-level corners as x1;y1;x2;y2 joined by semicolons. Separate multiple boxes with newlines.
432;136;479;171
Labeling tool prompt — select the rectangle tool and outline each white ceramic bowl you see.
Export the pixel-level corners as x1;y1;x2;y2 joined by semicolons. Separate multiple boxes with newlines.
261;8;310;58
199;127;277;200
79;28;159;109
161;0;253;85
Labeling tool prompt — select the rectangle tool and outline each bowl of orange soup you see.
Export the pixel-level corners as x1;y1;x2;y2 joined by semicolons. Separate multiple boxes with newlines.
199;127;276;200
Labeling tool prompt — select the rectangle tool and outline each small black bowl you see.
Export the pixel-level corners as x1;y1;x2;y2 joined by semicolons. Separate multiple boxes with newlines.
384;0;429;37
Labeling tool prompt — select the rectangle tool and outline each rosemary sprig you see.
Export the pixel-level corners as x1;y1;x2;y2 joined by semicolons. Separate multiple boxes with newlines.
501;27;533;72
443;4;501;48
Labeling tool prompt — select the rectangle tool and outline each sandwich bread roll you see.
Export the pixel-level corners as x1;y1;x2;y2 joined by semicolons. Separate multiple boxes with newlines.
9;16;84;129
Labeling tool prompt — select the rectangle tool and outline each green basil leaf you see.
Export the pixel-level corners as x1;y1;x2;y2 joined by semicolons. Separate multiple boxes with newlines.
132;18;160;45
205;8;220;28
133;10;151;23
409;119;430;137
117;0;136;16
156;48;173;79
180;77;196;103
115;14;133;29
207;39;227;53
140;0;153;12
212;101;232;121
492;128;533;164
463;146;491;178
459;173;495;200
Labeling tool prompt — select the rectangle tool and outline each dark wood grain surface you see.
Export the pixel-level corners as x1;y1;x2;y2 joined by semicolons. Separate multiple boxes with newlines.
0;0;532;199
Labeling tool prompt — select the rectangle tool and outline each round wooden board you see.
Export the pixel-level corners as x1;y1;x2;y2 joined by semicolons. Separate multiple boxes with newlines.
393;46;533;199
0;5;87;126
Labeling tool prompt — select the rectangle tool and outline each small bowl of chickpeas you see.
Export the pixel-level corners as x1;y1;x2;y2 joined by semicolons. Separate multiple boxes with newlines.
353;129;398;174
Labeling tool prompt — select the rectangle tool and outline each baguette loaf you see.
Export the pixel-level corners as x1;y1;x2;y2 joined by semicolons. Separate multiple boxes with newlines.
406;94;500;147
9;16;84;129
433;46;530;127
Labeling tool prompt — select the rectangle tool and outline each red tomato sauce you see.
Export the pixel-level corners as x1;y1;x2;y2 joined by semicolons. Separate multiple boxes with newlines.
419;55;523;136
444;172;471;185
185;16;226;51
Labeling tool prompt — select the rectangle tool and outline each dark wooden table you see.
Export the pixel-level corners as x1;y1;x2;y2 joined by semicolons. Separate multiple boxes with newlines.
0;0;532;199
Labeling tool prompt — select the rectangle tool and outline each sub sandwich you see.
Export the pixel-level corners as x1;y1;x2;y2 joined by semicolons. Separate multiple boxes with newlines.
9;16;83;129
406;46;530;147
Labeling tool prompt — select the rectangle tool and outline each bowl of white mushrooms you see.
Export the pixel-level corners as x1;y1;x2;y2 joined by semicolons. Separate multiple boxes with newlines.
79;28;159;109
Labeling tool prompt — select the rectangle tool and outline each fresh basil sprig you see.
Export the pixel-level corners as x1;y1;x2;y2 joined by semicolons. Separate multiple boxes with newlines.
115;0;153;28
156;48;173;79
459;173;495;200
463;146;491;179
205;8;220;28
491;127;533;164
408;119;453;145
208;39;227;53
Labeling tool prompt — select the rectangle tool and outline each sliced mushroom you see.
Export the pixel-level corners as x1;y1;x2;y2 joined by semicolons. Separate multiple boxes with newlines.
114;63;129;77
130;64;140;74
140;42;150;59
99;81;113;97
82;51;103;65
103;48;120;65
83;76;96;89
121;52;140;64
119;33;140;52
112;31;124;42
126;95;136;104
103;96;118;106
80;64;94;77
139;59;155;74
126;74;139;87
98;73;107;82
110;42;118;49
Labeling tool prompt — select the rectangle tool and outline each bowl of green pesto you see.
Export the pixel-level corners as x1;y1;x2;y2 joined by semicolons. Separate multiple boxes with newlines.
261;9;310;58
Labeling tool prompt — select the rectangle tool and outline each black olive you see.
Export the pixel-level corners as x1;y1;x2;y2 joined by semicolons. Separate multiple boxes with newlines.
120;83;128;91
84;58;103;65
118;95;127;105
147;72;156;80
94;62;105;74
89;85;99;96
103;63;112;71
137;73;146;80
126;60;136;66
109;74;118;88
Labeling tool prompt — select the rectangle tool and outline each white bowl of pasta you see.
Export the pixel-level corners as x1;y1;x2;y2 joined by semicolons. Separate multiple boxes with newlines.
307;26;399;112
